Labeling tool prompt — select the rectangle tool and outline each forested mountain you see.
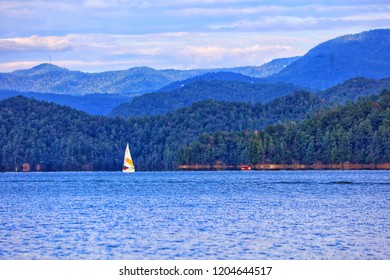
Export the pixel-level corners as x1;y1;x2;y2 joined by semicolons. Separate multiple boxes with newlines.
0;57;298;95
229;56;300;78
2;76;388;117
0;91;324;171
0;96;128;171
268;29;390;89
0;90;133;115
1;29;389;96
0;64;188;95
110;80;304;117
1;89;389;172
179;91;390;167
157;72;261;92
318;77;390;104
109;76;390;118
165;57;299;79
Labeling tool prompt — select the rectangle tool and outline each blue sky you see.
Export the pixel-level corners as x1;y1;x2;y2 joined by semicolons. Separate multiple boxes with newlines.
1;0;390;72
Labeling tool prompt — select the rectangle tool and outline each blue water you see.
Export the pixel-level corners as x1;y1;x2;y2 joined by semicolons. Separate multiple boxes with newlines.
0;171;389;260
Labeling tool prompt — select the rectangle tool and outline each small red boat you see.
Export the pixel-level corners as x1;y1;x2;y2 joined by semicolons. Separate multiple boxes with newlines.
241;165;251;171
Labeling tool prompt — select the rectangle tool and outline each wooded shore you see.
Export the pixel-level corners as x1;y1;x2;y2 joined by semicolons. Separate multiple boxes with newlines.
179;163;390;171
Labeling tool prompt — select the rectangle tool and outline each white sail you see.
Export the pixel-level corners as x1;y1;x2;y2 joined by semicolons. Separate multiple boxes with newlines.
123;143;135;172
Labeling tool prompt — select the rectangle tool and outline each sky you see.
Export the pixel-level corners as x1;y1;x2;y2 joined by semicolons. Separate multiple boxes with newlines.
1;0;390;72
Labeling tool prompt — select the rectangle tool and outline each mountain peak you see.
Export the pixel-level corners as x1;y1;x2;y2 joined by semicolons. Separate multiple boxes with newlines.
269;29;390;89
13;63;69;76
336;29;390;42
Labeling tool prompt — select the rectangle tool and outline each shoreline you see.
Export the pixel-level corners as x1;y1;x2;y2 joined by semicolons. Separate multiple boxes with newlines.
2;162;390;172
178;163;390;171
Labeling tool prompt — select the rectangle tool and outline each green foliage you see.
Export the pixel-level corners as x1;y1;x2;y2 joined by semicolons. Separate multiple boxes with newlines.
109;80;304;117
179;91;390;166
1;90;389;172
0;91;321;171
319;77;390;104
0;97;129;171
110;76;390;119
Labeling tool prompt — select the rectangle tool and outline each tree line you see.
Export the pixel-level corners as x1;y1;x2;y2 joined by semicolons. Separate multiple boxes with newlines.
0;90;388;171
178;91;390;166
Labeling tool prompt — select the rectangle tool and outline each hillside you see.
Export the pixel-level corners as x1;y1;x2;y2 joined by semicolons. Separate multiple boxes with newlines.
0;91;324;171
110;80;304;117
268;29;390;89
0;58;298;95
2;76;388;117
0;64;186;95
157;71;260;92
318;77;390;104
2;90;388;172
214;56;300;78
0;96;127;171
0;90;133;115
110;76;390;118
179;91;390;167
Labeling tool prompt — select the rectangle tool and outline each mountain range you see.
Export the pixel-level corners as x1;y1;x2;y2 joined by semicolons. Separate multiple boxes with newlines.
0;29;389;97
0;57;297;95
110;79;305;117
2;75;389;117
110;76;390;118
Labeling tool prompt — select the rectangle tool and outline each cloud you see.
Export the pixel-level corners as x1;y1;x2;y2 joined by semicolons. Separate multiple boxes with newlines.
342;12;390;22
178;43;296;68
1;1;389;36
182;44;291;59
83;0;120;8
0;35;74;52
208;5;390;32
0;61;43;72
0;32;307;71
1;1;390;71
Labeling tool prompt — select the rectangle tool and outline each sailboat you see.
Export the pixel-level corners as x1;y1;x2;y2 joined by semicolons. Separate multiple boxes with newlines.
123;143;135;173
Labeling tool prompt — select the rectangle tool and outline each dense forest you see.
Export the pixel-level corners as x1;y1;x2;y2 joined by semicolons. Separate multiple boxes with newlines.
0;97;128;171
110;76;390;118
110;80;304;117
319;77;390;104
1;90;389;171
178;91;390;167
0;90;133;115
0;91;324;171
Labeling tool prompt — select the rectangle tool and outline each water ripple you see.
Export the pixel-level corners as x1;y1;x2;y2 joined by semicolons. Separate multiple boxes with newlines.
0;170;389;260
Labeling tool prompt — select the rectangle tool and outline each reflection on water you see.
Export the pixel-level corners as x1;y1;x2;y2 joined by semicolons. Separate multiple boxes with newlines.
0;170;389;259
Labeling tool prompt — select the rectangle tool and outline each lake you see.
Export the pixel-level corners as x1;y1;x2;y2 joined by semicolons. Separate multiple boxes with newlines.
0;170;389;259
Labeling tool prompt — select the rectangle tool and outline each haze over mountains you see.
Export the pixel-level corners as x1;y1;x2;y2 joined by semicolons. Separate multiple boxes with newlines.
1;29;389;96
0;57;297;96
0;29;390;117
